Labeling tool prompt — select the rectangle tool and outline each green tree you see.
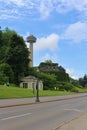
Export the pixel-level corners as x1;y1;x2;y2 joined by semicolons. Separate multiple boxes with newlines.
39;72;57;90
6;33;29;85
0;28;16;63
0;27;30;85
0;72;9;84
0;27;2;45
0;63;14;83
50;71;69;82
79;74;87;87
70;78;80;87
38;60;70;90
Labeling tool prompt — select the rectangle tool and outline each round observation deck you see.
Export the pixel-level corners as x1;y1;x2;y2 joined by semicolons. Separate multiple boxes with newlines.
27;34;36;43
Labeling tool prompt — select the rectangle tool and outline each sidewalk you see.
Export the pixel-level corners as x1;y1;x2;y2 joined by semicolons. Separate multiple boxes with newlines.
0;93;87;108
57;112;87;130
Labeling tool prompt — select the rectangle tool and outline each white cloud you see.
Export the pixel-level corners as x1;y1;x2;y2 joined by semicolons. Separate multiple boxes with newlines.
38;0;54;19
56;0;87;13
34;33;59;51
41;53;52;62
0;0;37;20
0;8;19;19
66;68;78;79
0;0;87;20
0;0;37;8
41;53;58;63
61;22;87;43
38;0;87;20
0;14;18;20
1;0;26;7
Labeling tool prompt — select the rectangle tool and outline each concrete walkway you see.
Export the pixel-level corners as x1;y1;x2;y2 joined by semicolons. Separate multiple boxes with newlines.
57;112;87;130
0;93;87;108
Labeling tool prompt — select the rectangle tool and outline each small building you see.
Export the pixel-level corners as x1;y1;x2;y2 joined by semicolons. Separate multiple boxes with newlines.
20;76;43;90
39;63;59;72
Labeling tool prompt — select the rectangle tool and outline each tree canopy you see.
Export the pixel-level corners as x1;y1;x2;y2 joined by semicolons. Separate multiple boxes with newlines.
79;74;87;87
0;27;29;85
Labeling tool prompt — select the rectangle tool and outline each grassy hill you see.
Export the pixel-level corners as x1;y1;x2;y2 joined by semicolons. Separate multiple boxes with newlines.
0;85;87;99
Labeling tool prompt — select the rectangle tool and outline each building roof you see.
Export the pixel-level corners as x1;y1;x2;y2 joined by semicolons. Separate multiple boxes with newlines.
27;34;36;43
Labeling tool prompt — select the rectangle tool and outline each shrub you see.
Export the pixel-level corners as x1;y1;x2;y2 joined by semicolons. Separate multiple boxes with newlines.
0;63;14;83
71;87;79;93
57;82;78;92
0;72;9;84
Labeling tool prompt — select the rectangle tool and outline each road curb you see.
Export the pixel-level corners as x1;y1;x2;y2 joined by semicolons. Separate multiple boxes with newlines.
0;94;87;108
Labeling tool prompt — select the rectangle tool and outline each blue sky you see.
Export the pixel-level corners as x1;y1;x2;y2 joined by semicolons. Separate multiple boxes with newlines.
0;0;87;79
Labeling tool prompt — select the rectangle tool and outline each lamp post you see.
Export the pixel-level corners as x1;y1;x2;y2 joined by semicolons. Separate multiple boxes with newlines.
35;70;40;102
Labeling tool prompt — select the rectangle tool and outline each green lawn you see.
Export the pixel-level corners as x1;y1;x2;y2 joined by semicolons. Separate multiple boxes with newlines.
0;85;87;99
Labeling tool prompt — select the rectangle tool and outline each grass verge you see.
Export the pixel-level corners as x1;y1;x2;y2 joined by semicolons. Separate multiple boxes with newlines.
0;85;87;99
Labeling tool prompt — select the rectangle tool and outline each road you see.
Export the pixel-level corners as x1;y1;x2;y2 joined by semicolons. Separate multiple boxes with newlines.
0;96;87;130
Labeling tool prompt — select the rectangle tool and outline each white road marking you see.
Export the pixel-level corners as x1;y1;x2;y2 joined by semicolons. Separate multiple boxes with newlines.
64;108;82;112
0;110;15;115
1;113;32;120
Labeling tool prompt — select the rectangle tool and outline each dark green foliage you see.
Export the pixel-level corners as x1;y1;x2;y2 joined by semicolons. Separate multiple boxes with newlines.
0;63;14;83
50;71;69;82
79;74;87;87
38;63;79;91
39;72;57;90
28;67;38;76
39;61;69;82
70;78;80;87
84;84;87;88
0;28;17;63
0;28;2;46
6;33;29;85
39;61;58;67
38;61;70;90
58;65;65;72
0;27;29;85
0;72;9;84
56;82;79;92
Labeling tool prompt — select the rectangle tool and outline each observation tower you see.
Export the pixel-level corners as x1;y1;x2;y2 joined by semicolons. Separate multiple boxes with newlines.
27;34;37;67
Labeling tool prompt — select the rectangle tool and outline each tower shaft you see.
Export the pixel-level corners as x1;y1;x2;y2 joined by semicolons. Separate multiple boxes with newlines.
29;42;33;67
27;34;36;67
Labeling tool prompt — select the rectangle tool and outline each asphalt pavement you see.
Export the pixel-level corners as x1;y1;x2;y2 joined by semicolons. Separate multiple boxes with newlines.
0;93;87;130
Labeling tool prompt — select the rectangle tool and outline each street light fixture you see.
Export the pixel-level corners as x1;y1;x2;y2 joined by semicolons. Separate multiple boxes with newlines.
35;69;40;102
